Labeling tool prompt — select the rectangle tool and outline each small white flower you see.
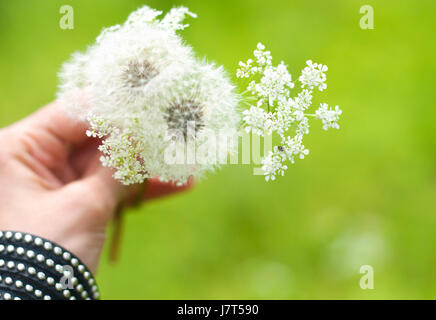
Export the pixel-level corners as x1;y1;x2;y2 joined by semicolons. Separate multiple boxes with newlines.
290;89;312;111
253;42;272;66
282;134;309;163
236;59;255;78
242;106;268;136
261;148;287;182
252;62;293;107
272;101;294;136
315;103;342;130
296;117;310;135
299;60;328;91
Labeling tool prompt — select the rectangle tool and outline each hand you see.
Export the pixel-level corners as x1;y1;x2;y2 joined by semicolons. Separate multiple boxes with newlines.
0;101;192;273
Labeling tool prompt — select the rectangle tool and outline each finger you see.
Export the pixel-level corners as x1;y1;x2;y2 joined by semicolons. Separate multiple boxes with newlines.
13;101;93;184
116;176;194;208
24;100;90;147
144;177;194;200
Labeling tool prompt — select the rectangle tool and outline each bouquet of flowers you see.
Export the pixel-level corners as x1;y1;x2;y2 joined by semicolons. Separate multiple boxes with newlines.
57;5;342;185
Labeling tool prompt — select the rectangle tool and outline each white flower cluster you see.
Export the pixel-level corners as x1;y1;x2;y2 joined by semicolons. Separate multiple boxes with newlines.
237;43;342;181
298;60;328;91
58;6;239;185
315;103;342;130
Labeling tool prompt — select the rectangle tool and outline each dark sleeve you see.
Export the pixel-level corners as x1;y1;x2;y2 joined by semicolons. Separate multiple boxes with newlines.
0;231;100;300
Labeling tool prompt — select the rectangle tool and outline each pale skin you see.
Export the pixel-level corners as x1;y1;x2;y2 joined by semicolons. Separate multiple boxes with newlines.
0;101;192;273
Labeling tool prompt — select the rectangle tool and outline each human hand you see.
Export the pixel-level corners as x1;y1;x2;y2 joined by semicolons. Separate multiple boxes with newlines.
0;101;192;273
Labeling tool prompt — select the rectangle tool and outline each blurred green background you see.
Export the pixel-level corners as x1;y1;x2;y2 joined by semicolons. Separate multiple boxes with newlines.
1;0;435;299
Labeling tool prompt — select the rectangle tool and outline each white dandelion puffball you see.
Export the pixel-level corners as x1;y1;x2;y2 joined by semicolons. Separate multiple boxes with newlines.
57;5;240;185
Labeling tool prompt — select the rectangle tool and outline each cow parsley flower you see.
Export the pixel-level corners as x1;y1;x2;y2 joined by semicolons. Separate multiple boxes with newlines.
237;43;342;181
262;147;288;182
58;6;239;185
242;106;268;136
299;60;328;91
315;103;342;130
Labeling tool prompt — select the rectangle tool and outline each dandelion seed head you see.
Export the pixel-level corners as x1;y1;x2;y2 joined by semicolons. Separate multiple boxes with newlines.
164;99;205;138
122;60;159;88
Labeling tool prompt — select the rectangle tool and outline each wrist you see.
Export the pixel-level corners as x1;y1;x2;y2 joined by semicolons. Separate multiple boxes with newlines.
0;230;100;300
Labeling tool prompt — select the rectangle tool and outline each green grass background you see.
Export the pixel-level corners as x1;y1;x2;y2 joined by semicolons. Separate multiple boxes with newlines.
0;0;435;299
